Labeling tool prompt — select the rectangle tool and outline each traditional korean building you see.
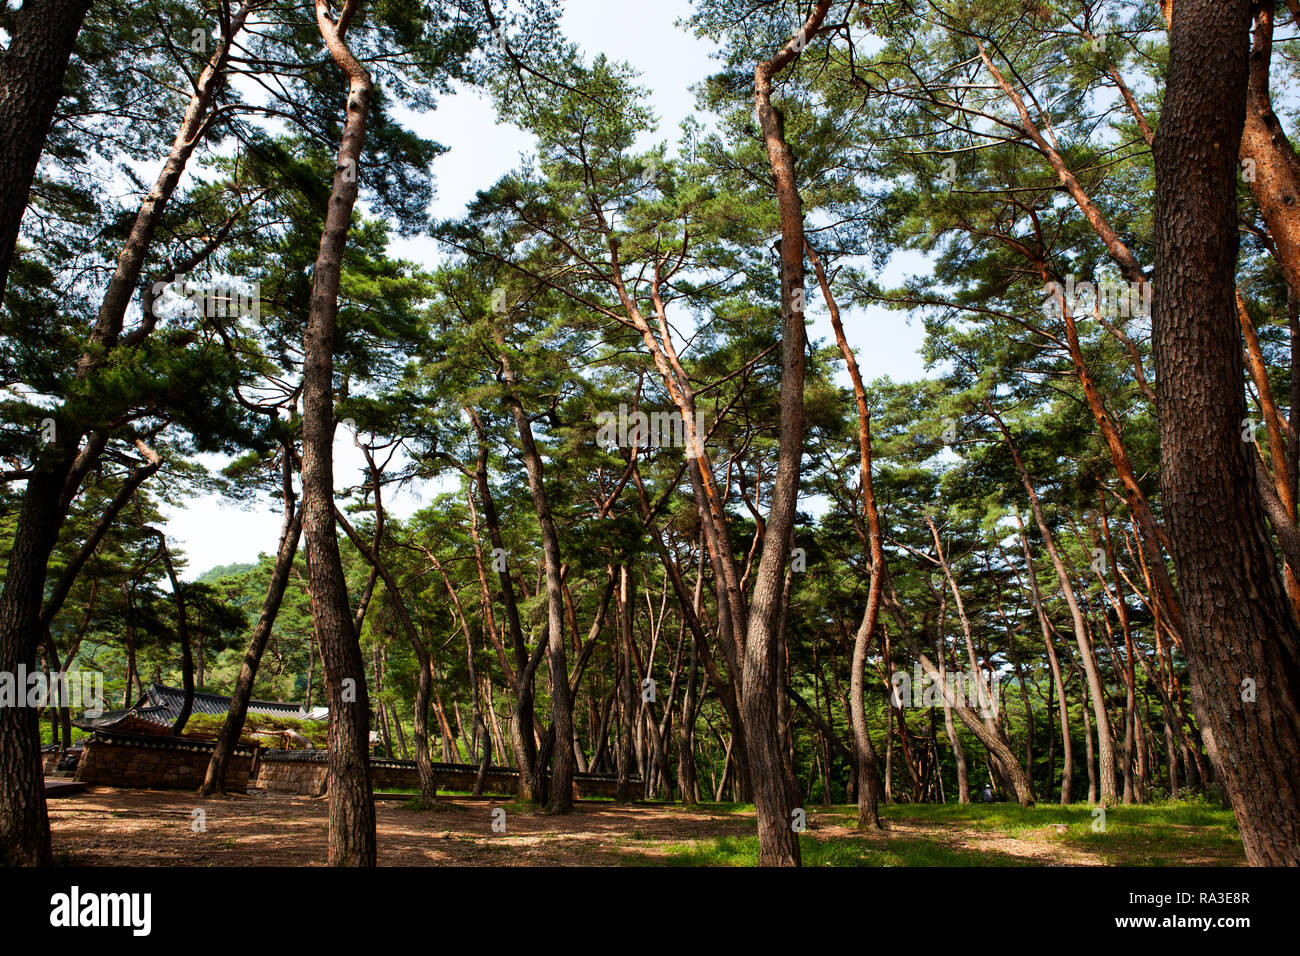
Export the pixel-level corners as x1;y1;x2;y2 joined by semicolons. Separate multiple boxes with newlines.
75;683;309;736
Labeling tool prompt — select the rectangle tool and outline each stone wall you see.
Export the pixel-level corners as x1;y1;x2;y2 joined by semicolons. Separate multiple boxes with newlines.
255;753;328;796
255;751;632;799
369;759;522;795
75;732;254;792
67;733;632;800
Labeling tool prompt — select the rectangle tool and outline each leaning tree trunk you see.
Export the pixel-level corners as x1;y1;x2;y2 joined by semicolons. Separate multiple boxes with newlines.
0;2;249;868
1153;0;1300;865
201;454;301;796
933;592;970;804
1016;523;1073;804
989;405;1117;805
653;528;753;799
468;410;540;799
148;529;194;737
302;0;376;866
54;586;98;754
927;514;1024;798
1240;2;1300;300
808;242;884;829
885;566;1036;806
337;448;440;806
0;0;93;306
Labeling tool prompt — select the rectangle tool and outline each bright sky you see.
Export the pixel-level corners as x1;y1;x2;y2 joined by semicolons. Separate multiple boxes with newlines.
163;0;929;579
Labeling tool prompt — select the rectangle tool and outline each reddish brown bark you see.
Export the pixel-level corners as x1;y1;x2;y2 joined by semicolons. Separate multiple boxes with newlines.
739;0;835;867
1153;0;1300;865
302;0;376;866
807;242;884;828
1240;2;1300;298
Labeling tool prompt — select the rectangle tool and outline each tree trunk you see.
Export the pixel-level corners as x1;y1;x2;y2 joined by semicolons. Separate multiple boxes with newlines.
808;242;884;828
145;529;194;737
1081;698;1097;804
335;505;438;806
1016;524;1073;804
933;595;970;804
302;0;376;866
374;667;393;760
739;0;834;868
615;565;637;802
0;0;249;866
200;498;302;795
0;0;93;306
1240;2;1300;298
1153;0;1300;864
493;354;575;813
989;405;1117;805
467;411;540;800
886;564;1036;806
677;619;701;803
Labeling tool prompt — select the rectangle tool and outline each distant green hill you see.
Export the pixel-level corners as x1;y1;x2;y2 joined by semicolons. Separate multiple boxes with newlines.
195;561;258;583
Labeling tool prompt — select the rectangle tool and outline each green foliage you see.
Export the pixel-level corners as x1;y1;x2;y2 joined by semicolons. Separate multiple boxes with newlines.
183;712;328;748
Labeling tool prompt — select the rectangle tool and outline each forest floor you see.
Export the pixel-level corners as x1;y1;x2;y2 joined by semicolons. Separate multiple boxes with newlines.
45;788;1245;866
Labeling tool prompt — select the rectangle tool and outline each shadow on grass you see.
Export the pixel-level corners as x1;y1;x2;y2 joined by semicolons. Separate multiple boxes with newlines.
620;832;1033;866
612;797;1245;867
806;798;1244;866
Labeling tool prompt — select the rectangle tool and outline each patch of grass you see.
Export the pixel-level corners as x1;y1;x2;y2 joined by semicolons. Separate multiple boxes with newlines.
1056;813;1243;865
382;787;513;798
646;833;1024;867
877;798;1240;841
495;798;539;816
693;801;756;815
622;797;1245;867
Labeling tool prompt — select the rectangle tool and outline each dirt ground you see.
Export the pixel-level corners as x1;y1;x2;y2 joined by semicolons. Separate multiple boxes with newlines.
48;788;752;866
45;787;1242;866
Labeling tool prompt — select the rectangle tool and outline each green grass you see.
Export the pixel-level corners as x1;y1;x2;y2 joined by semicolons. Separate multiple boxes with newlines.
691;801;756;815
631;797;1244;867
652;833;1015;866
384;787;508;798
844;797;1239;835
385;791;1240;866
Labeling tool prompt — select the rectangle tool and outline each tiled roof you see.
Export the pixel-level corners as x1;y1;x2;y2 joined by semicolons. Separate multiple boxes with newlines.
76;683;307;732
138;683;305;723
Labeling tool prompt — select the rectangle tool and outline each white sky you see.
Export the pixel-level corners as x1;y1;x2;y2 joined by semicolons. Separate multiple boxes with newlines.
164;0;929;579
